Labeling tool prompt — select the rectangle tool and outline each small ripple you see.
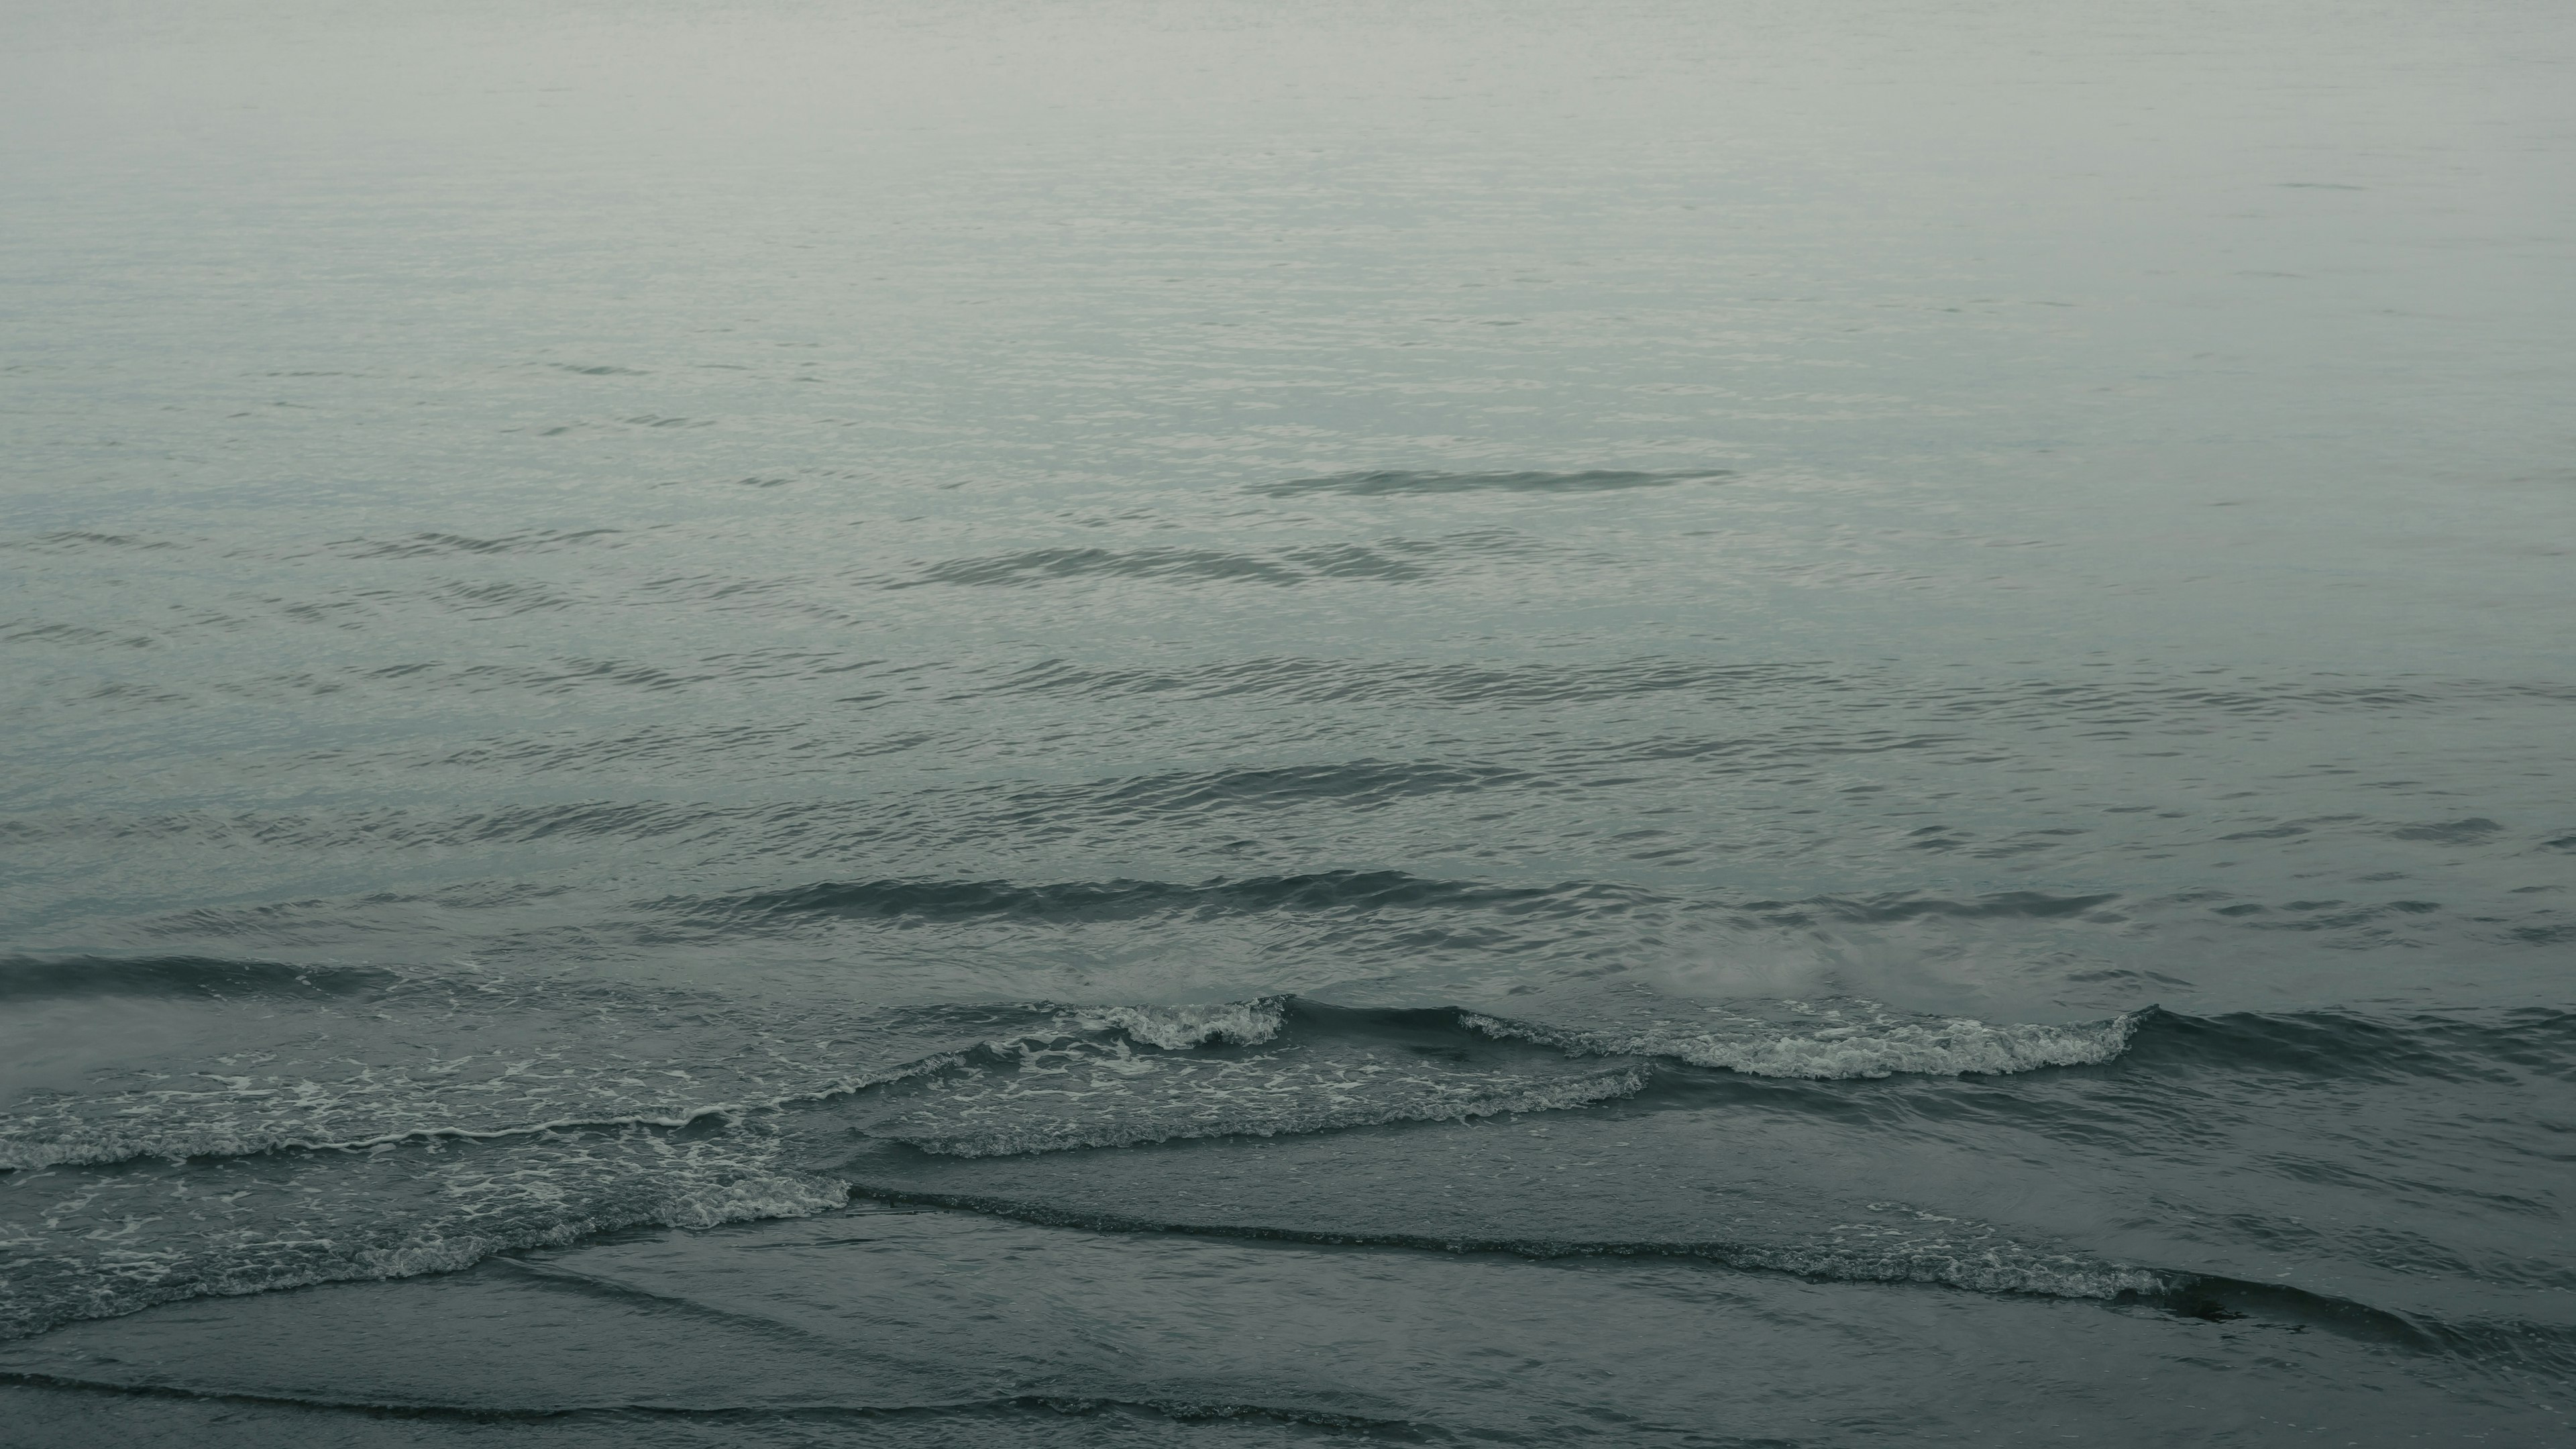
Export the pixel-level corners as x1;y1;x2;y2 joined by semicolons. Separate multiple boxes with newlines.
1252;468;1731;497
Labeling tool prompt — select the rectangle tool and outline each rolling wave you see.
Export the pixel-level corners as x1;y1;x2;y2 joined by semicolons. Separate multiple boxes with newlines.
0;954;400;1003
0;989;2171;1173
1462;1004;2149;1080
17;981;2553;1182
1061;998;1290;1049
6;988;2568;1366
668;871;1579;928
2123;1005;2576;1083
878;1056;1654;1158
863;997;2152;1155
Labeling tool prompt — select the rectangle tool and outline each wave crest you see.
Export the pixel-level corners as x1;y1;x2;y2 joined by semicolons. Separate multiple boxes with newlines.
884;1062;1652;1158
1462;1004;2149;1079
1060;998;1289;1050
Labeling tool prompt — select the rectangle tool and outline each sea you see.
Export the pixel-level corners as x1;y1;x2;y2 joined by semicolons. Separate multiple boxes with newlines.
3;1;2571;1444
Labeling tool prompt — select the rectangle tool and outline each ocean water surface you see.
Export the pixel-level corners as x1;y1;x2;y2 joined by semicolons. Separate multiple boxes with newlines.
3;1;2573;1443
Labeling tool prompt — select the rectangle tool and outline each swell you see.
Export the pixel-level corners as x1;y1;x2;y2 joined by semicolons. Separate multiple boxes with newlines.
0;1375;1446;1438
2123;1005;2576;1084
982;655;2576;721
670;871;1576;928
839;1185;2576;1371
48;838;2560;965
10;757;1552;858
661;872;2123;935
845;1181;2170;1299
883;533;1536;590
2141;1275;2576;1375
332;528;622;560
0;954;400;1003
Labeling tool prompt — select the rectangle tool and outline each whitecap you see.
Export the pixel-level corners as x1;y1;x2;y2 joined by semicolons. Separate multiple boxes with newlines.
1061;997;1289;1051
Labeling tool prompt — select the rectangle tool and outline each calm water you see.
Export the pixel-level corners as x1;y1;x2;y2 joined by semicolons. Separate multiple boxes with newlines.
3;1;2573;1443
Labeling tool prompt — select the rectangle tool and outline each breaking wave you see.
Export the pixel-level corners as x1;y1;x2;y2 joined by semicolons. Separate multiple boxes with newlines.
1060;998;1290;1051
1;994;2149;1174
881;1060;1654;1158
20;989;2529;1353
1461;1004;2149;1079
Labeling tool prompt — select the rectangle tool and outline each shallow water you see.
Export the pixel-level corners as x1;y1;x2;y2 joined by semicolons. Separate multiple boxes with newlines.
3;0;2573;1442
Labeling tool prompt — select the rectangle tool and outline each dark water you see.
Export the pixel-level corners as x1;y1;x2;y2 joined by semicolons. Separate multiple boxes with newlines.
5;1;2573;1443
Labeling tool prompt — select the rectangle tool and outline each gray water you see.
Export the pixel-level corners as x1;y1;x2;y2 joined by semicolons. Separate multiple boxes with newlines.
4;1;2573;1443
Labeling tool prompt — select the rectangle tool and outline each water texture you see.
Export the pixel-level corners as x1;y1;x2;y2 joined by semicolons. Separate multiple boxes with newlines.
3;1;2572;1443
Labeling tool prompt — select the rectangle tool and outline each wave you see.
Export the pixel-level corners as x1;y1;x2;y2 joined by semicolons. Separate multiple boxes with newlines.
0;1124;851;1342
5;1098;814;1173
0;531;182;553
332;529;623;560
41;988;2541;1184
985;653;1836;710
0;993;1413;1172
1061;998;1289;1049
11;990;2570;1363
0;954;400;1003
669;871;1578;928
865;996;2144;1156
0;1053;968;1173
0;1377;1440;1440
879;1061;1654;1158
841;1181;2171;1301
1252;468;1731;497
971;658;2576;757
1093;759;1534;812
672;873;2118;936
867;996;1661;1157
2122;1005;2576;1084
1;992;2161;1171
665;873;2244;951
1459;999;2570;1087
0;985;1612;1339
1462;1004;2148;1080
1808;890;2119;923
837;1182;2576;1367
886;537;1533;590
1;995;1316;1173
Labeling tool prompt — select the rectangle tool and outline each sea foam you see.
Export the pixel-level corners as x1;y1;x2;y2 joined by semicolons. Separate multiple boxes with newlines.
1060;998;1290;1050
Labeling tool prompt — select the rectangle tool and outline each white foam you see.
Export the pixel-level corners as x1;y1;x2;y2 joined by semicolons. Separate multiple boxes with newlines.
1721;1240;2169;1299
0;1121;854;1342
1063;998;1289;1051
0;1054;964;1173
1462;1006;2147;1079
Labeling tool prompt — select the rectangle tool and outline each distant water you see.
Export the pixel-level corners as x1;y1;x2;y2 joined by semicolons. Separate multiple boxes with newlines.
3;1;2572;1443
